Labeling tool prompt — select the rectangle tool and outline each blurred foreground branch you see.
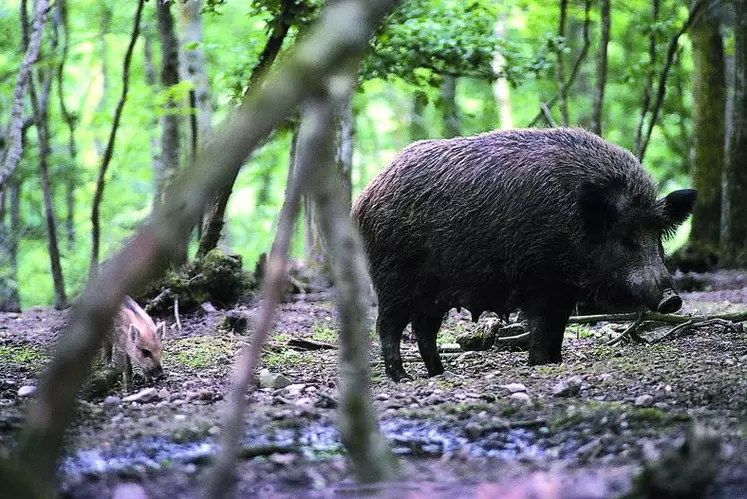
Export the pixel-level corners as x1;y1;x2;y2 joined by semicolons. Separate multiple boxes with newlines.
13;1;400;496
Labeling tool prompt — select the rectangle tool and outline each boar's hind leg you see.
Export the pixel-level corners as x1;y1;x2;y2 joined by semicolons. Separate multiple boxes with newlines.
525;295;576;366
377;306;411;382
411;309;446;377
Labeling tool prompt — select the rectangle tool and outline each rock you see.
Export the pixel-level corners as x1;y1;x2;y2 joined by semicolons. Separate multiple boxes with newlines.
259;369;292;389
500;383;527;393
439;343;462;353
552;376;583;397
158;388;171;401
278;383;306;396
635;394;655;407
509;392;531;404
201;302;217;313
123;387;158;403
17;385;36;397
103;395;121;407
222;310;250;334
112;483;148;499
269;452;297;465
375;393;390;401
295;397;314;407
186;389;215;401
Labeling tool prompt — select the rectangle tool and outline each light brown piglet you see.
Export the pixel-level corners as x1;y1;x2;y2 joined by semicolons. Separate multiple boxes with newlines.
102;295;166;392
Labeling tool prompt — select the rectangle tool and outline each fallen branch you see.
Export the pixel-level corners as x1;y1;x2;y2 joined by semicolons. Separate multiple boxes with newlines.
648;317;743;344
288;338;338;350
568;310;747;325
174;295;182;331
605;313;645;346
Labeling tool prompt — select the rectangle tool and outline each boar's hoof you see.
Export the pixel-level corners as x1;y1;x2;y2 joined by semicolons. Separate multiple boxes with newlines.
657;292;682;314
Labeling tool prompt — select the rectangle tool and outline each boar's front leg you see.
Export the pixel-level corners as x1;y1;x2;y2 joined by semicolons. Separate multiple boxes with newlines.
524;293;577;366
123;356;133;393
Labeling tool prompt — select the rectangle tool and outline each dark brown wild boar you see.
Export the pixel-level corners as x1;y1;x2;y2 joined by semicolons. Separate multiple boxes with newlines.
102;295;166;391
351;127;696;382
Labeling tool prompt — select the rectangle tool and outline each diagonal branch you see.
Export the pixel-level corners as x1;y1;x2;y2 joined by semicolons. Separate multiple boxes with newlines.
89;0;146;274
0;0;51;189
14;1;401;496
635;0;707;161
528;0;592;127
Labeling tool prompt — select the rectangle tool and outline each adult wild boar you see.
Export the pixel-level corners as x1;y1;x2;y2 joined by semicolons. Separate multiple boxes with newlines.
351;127;696;382
102;295;166;391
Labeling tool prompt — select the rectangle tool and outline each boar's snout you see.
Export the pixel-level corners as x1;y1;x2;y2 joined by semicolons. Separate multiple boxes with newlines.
657;289;682;314
145;364;164;381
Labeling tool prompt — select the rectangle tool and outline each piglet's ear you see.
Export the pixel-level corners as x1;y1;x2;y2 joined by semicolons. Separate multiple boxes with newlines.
660;188;697;237
578;181;619;238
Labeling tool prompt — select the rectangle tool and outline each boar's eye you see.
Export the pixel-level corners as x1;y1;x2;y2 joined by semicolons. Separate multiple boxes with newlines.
141;348;152;358
621;237;638;252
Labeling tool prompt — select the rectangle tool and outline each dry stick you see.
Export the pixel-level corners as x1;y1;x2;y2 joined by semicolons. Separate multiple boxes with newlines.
636;0;706;161
0;0;50;188
633;0;659;157
90;0;146;275
174;296;182;331
568;310;747;325
528;0;592;127
590;0;610;136
306;85;399;482
16;1;400;495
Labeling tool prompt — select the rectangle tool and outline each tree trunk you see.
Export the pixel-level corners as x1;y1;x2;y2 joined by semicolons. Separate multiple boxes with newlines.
335;89;354;211
591;0;610;136
688;8;725;254
438;76;460;138
0;182;21;312
555;0;569;125
720;0;747;267
30;80;68;310
94;4;112;157
143;22;162;206
155;0;181;206
491;13;512;129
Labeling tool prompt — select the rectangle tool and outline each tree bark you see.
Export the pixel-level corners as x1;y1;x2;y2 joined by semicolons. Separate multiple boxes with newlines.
411;89;428;141
90;0;146;274
555;0;569;125
720;0;747;267
197;1;293;257
688;6;725;253
491;13;512;129
155;0;182;206
56;0;77;251
591;0;610;136
93;4;112;157
0;0;49;189
0;182;21;312
335;88;355;211
438;75;460;138
143;22;162;206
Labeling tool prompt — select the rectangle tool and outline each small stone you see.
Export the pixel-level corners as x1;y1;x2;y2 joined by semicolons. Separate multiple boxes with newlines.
103;395;121;407
259;369;292;389
295;397;314;407
278;383;306;396
17;385;36;397
439;343;462;353
552;376;583;397
634;394;654;407
158;388;171;401
174;414;187;421
111;413;125;423
208;425;220;436
269;452;297;465
598;373;613;383
500;383;527;393
123;387;158;403
375;393;390;401
112;483;148;499
201;302;217;313
509;392;531;403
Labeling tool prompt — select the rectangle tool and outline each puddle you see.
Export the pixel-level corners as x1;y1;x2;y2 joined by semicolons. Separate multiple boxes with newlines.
59;416;546;479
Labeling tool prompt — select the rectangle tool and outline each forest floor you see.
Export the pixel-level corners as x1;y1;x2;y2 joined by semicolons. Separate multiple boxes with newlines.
1;271;747;498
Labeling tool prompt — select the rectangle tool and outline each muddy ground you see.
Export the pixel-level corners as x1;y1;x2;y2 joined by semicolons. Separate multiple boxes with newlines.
1;272;746;498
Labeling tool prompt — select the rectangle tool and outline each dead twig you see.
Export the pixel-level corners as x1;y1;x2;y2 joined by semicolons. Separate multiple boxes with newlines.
288;338;338;350
174;295;182;331
649;318;743;344
605;312;645;346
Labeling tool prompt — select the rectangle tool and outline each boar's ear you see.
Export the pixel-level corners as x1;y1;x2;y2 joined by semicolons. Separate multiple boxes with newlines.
660;189;697;237
129;324;140;342
577;181;619;238
156;321;166;340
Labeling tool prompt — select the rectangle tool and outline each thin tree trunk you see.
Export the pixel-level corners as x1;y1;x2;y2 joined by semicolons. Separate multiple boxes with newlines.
94;4;112;157
0;182;21;312
591;0;610;136
0;0;49;188
155;0;181;206
56;0;77;250
555;0;569;125
491;12;512;129
411;90;428;141
438;76;460;138
197;2;292;257
688;6;725;253
335;88;355;211
720;0;747;267
143;22;162;207
90;0;146;274
633;0;659;156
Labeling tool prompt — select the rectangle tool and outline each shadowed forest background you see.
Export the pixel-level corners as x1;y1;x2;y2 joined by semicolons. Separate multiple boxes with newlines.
1;0;744;312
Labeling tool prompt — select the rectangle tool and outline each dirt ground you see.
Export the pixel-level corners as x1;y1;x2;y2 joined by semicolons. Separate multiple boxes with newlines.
1;272;746;498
